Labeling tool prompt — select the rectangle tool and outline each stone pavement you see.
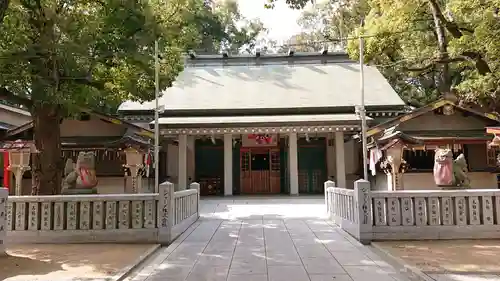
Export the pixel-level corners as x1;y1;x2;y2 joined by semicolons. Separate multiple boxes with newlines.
127;197;412;281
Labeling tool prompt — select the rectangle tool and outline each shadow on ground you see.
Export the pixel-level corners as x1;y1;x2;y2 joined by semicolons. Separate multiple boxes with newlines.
1;244;156;281
0;254;61;280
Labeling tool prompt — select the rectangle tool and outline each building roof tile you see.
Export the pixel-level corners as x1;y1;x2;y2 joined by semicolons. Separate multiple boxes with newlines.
119;53;404;113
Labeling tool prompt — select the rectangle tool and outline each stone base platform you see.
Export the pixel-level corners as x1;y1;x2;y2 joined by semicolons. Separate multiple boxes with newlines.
61;188;98;195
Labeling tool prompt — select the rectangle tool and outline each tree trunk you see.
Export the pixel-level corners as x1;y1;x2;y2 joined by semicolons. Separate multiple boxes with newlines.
428;1;452;95
31;104;62;195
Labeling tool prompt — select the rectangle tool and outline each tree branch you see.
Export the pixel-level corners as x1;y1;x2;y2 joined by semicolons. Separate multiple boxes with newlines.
0;0;8;25
427;0;463;38
0;87;33;107
404;57;466;72
461;51;491;75
427;0;492;75
405;63;435;72
60;76;106;90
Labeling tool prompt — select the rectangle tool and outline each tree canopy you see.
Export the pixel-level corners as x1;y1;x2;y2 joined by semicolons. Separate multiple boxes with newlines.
269;0;500;110
206;0;266;54
0;0;264;194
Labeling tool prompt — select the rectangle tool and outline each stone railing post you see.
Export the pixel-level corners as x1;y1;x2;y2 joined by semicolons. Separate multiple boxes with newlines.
157;181;175;245
189;182;201;218
324;180;335;218
0;188;7;255
354;179;372;245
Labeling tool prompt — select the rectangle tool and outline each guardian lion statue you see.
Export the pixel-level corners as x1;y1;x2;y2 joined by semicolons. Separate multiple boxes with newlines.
453;154;470;188
61;151;98;194
433;148;470;189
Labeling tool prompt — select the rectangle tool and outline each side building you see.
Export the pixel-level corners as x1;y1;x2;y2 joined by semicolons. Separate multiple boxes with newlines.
366;98;500;190
119;52;407;195
4;110;154;195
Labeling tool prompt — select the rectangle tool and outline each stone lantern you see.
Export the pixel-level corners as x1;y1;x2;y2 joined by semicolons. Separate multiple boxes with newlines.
486;127;500;166
123;147;144;193
4;140;35;195
381;142;406;191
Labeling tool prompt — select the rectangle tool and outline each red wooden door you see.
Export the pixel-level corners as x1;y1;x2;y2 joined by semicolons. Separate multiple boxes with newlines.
240;148;281;194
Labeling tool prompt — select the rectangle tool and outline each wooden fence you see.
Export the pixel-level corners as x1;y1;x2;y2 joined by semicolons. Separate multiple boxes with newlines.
325;180;500;243
0;181;200;245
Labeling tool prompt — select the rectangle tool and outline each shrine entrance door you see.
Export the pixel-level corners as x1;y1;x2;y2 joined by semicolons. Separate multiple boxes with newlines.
240;148;280;194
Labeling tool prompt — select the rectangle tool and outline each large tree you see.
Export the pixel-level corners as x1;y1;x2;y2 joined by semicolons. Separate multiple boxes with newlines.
287;0;366;52
268;0;500;109
0;0;263;195
211;0;266;54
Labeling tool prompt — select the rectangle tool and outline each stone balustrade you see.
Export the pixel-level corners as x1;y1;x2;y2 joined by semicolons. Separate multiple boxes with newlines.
171;183;200;240
325;180;500;243
325;180;371;244
371;189;500;240
0;181;200;246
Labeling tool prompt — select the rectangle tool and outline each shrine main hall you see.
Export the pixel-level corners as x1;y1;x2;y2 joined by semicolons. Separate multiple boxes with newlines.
118;52;406;196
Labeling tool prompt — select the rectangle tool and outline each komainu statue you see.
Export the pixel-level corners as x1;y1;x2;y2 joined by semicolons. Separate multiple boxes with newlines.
61;151;98;194
453;154;470;188
433;148;470;189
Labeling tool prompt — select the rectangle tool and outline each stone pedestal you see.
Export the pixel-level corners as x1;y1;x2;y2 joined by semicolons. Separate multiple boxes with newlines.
0;188;7;255
61;188;97;195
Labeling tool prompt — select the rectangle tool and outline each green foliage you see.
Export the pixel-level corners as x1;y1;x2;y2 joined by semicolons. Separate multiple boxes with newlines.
0;0;264;114
270;0;500;110
282;1;366;52
0;0;264;194
199;0;266;54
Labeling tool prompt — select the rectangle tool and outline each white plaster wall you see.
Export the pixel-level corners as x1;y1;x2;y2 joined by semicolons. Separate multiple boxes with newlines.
372;172;497;191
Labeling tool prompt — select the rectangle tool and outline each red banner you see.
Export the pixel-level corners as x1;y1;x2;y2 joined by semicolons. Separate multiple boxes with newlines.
242;134;277;147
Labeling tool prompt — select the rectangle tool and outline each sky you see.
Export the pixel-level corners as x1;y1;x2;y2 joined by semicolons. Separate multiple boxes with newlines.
236;0;305;42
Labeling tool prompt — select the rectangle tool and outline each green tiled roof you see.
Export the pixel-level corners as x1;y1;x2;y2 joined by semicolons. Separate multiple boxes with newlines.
119;53;404;113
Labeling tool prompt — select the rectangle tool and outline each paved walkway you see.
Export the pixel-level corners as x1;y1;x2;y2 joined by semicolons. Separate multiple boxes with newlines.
128;197;411;281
